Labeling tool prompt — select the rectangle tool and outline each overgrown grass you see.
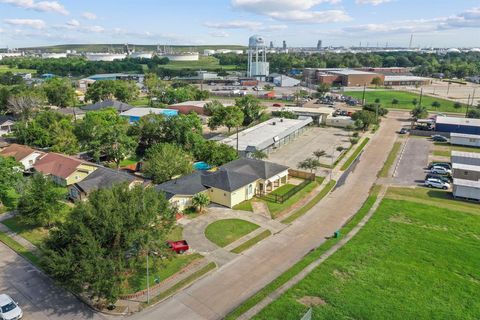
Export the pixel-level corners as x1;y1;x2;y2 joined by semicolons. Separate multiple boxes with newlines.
144;262;216;306
125;253;203;294
344;90;467;113
0;231;41;266
226;185;380;320
340;138;370;171
233;200;254;212
433;150;451;157
1;217;49;247
282;180;336;224
231;230;272;254
378;141;402;177
253;198;480;320
205;219;259;248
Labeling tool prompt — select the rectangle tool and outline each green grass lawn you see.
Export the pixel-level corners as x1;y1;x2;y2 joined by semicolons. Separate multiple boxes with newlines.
0;231;41;266
378;141;402;177
2;216;49;247
344;90;467;113
205;219;259;248
266;180;319;217
227;185;380;320
0;65;36;74
125;252;203;294
119;155;141;167
270;184;297;196
340;138;370;171
233;200;254;212
231;230;272;254
254;198;480;320
433;142;480;154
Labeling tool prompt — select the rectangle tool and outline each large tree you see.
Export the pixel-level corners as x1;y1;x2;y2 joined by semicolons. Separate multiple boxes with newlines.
17;173;67;228
42;184;175;305
0;157;24;208
142;143;193;184
351;110;378;130
235;95;264;126
42;77;76;108
410;105;428;120
208;106;244;133
85;80;139;103
75;108;135;166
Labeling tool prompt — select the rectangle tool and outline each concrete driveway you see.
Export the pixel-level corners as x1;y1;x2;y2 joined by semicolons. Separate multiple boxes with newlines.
393;137;432;186
0;243;106;320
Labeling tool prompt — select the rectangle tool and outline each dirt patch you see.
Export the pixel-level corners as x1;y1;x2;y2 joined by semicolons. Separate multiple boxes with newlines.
298;296;327;307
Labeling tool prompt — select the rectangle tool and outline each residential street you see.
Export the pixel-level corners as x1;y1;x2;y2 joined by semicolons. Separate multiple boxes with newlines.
0;243;107;320
130;112;404;320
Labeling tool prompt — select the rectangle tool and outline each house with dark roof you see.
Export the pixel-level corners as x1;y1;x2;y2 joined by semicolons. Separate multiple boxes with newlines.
0;143;44;170
69;167;141;201
81;99;134;113
33;153;98;186
156;158;290;209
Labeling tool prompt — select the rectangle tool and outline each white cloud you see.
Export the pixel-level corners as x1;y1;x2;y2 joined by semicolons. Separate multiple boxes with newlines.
355;0;390;5
66;19;80;27
4;18;46;29
204;19;287;32
231;0;349;23
83;25;104;33
81;12;97;20
209;31;230;38
0;0;69;15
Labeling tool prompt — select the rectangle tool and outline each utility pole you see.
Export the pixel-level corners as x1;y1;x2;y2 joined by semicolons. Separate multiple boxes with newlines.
236;125;239;156
471;88;476;107
146;251;150;304
362;83;366;105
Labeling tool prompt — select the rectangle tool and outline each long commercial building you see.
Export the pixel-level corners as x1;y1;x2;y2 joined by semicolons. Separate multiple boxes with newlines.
451;151;480;201
219;117;313;157
435;117;480;135
304;68;383;87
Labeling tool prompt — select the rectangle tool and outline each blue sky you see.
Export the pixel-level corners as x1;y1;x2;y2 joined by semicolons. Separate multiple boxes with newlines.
0;0;479;48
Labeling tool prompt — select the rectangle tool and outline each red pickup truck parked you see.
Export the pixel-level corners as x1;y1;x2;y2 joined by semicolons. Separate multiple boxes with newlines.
167;240;189;254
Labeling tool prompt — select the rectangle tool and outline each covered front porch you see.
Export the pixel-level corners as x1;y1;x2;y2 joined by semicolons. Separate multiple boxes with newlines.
256;171;289;196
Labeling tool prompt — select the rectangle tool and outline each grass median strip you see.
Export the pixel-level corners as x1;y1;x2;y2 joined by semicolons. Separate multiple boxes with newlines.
226;185;380;320
231;230;272;254
145;262;216;306
378;141;402;177
281;180;336;224
341;138;370;171
0;231;41;267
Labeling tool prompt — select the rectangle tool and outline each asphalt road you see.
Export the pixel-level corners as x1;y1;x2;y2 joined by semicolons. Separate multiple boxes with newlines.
0;243;106;320
393;137;432;186
130;112;404;320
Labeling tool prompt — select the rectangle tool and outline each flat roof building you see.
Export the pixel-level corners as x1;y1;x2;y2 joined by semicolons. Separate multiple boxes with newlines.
120;107;178;123
168;101;211;115
384;75;432;86
220;117;313;157
436;117;480;135
304;68;384;87
450;133;480;148
451;151;480;201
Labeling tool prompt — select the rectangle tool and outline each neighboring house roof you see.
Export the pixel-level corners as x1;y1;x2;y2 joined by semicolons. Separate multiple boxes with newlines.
0;115;16;125
34;153;89;179
81;99;134;112
74;166;137;194
0;143;38;161
155;171;208;199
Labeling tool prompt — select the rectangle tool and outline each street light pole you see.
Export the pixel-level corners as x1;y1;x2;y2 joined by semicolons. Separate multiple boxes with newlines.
146;251;150;304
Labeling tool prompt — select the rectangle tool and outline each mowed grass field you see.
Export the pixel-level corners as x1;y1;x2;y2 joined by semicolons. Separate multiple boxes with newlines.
254;197;480;320
344;90;467;113
160;56;240;71
0;65;35;74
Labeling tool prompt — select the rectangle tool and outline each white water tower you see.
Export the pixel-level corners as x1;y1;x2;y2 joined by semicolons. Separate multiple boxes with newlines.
247;34;269;79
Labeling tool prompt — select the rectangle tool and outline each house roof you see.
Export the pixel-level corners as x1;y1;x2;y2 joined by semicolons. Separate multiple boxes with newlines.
436;116;480;127
202;158;289;192
0;115;16;125
74;167;137;194
81;99;134;112
155;171;208;198
0;143;38;161
34;153;89;179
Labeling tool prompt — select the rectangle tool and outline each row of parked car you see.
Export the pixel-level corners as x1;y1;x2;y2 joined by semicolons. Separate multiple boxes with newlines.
424;162;452;190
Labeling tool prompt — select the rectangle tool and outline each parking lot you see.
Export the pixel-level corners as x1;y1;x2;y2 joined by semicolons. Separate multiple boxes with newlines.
0;243;105;320
267;126;351;174
393;137;433;186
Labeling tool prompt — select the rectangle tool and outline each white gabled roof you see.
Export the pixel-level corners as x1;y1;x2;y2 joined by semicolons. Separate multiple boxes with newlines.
451;132;480;139
436;117;480;127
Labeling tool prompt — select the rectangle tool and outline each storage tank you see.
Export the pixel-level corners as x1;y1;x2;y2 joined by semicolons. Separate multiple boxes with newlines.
129;52;153;59
86;53;127;61
204;49;216;56
161;52;199;61
41;53;68;59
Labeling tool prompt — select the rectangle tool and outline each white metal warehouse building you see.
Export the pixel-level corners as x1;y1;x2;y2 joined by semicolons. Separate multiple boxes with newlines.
450;133;480;148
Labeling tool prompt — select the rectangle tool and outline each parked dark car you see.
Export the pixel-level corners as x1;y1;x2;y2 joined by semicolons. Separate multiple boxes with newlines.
399;128;408;134
428;162;451;170
431;135;448;142
167;240;189;254
425;173;452;183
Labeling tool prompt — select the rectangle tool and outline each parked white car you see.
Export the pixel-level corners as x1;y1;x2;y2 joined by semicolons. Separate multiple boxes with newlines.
0;294;22;320
424;178;450;190
430;166;451;175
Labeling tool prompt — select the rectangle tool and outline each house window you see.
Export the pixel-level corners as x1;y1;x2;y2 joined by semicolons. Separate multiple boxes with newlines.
248;184;253;195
